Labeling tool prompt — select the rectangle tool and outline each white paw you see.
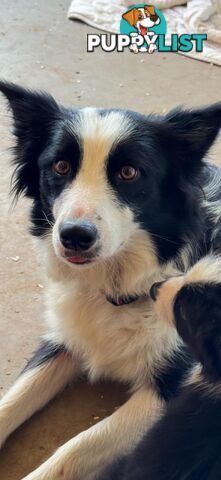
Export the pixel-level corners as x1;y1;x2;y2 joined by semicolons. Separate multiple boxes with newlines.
148;44;157;54
129;44;139;54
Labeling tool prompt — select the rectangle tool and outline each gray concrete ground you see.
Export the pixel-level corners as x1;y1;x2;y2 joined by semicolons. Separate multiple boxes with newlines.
0;0;220;478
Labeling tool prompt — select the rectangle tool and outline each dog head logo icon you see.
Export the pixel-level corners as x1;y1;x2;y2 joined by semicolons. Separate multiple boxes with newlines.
121;4;164;54
122;5;160;35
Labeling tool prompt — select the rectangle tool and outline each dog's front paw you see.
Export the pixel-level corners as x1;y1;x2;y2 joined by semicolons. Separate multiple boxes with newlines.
129;44;139;54
148;44;157;54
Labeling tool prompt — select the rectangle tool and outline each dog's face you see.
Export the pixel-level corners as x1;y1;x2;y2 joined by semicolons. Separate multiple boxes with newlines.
1;82;221;271
122;6;160;33
37;108;140;266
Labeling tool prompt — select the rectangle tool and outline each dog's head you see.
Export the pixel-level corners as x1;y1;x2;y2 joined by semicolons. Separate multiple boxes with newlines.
1;82;221;275
150;257;221;379
122;6;160;34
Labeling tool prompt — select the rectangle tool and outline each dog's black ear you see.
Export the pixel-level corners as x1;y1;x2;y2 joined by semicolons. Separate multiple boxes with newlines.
0;81;61;198
162;104;221;178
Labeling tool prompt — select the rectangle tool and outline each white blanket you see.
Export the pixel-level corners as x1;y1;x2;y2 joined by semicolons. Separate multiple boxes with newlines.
68;0;221;66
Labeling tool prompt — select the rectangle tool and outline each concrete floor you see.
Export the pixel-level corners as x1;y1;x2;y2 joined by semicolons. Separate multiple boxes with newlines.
0;0;221;478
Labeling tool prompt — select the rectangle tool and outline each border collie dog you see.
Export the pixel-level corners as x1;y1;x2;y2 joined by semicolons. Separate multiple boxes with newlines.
103;256;221;479
0;81;221;480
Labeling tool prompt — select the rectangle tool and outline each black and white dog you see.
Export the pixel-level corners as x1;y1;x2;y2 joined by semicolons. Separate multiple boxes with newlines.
0;81;221;480
103;256;221;479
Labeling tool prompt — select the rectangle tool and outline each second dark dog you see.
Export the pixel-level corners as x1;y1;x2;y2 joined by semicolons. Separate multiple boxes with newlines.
103;257;221;480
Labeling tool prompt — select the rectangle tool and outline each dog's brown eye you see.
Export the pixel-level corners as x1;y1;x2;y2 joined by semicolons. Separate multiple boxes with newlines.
119;166;138;181
53;160;70;176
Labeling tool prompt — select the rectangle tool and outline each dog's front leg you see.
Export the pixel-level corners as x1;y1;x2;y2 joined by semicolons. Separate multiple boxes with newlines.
0;340;78;448
22;387;164;480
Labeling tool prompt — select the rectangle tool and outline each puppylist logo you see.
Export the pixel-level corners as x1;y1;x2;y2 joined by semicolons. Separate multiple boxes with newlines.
87;4;207;54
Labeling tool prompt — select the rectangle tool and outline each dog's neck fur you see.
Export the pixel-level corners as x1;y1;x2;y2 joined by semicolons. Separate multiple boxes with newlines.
36;232;162;299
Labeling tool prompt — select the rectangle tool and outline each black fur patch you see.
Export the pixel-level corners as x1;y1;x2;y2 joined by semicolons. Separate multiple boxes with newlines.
22;340;67;373
102;385;221;480
153;345;194;401
174;283;221;380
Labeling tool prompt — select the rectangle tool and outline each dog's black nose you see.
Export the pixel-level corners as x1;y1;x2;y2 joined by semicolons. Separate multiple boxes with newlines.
59;220;98;251
149;281;164;301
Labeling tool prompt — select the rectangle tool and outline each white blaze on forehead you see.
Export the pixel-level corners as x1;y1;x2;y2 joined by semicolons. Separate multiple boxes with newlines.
73;108;133;184
138;8;145;16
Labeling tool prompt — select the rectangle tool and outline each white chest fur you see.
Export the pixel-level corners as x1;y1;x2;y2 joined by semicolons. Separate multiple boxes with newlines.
45;278;179;389
36;236;180;389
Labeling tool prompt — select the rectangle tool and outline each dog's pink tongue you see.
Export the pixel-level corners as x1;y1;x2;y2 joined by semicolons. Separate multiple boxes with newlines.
140;25;147;36
67;256;89;264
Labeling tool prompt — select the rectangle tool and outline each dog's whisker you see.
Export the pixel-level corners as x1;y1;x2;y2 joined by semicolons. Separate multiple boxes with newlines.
41;210;54;228
148;231;182;246
32;230;49;234
32;217;53;224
